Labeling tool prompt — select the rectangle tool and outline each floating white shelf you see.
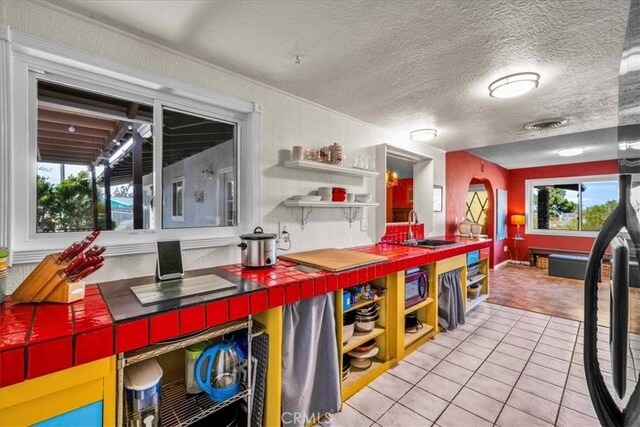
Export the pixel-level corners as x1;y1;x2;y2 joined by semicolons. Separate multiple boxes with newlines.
282;200;378;229
283;160;379;178
283;200;378;208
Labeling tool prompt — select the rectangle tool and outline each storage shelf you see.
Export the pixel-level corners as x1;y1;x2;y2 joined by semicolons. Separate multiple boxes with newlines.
466;274;487;286
404;324;434;348
342;357;386;391
283;159;379;178
122;320;248;367
283;200;378;208
343;326;385;354
159;378;249;427
344;296;386;314
404;297;434;315
466;294;489;313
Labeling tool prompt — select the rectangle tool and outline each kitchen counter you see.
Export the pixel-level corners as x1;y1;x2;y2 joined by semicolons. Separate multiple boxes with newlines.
0;237;490;387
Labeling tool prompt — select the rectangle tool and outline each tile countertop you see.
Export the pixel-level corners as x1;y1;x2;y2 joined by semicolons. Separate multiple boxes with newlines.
0;236;490;387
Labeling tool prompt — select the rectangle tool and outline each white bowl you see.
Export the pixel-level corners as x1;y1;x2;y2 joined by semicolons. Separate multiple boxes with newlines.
300;195;322;202
343;323;355;344
355;194;372;203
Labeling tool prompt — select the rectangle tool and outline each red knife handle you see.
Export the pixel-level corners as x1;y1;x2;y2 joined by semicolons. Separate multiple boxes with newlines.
72;263;103;282
63;253;86;276
57;242;81;263
93;246;106;256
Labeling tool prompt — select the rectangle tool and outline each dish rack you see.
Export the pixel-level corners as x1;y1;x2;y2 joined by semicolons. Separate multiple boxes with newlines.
116;318;257;427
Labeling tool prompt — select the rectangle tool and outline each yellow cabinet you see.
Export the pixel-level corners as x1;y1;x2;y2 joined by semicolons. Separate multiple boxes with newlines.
0;357;116;427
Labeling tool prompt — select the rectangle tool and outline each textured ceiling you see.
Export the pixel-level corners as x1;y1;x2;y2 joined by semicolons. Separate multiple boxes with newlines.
45;0;630;154
468;127;618;169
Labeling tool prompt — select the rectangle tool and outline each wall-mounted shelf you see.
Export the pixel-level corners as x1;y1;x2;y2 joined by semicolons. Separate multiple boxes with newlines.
283;200;378;229
283;160;379;178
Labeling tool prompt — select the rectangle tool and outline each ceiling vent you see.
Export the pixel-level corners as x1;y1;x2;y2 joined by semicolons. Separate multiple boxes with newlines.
523;118;568;130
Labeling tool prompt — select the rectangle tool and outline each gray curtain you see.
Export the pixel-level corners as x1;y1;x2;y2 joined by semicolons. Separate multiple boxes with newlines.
282;293;341;426
438;268;465;330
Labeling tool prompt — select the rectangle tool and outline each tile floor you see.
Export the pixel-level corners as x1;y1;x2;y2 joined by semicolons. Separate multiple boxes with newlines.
487;265;640;334
322;302;640;427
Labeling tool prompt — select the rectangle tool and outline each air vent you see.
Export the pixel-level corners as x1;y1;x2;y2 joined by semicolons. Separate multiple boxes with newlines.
523;118;568;130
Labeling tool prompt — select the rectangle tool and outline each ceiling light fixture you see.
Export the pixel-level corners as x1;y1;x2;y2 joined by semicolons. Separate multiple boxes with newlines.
489;72;540;98
619;141;640;150
68;124;76;133
410;128;437;141
557;147;585;157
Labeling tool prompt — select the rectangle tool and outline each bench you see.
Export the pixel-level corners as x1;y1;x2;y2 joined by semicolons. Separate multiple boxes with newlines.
548;253;601;281
528;247;611;267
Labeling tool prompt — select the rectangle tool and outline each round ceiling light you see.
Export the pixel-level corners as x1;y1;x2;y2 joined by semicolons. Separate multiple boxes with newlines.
557;147;585;157
410;128;437;141
489;72;540;99
68;124;76;133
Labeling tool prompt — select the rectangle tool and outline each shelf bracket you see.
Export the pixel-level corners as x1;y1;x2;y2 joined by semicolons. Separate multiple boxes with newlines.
343;207;360;226
295;207;312;229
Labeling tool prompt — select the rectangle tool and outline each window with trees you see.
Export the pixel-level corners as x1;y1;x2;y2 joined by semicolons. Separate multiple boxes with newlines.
6;35;260;263
527;176;618;235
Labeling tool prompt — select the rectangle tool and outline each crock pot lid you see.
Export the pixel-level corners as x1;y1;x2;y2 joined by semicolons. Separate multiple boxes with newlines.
239;227;276;240
124;358;163;391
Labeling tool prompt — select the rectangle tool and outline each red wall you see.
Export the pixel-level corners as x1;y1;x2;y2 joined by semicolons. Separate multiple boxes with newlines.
446;151;510;266
392;179;413;209
507;160;618;261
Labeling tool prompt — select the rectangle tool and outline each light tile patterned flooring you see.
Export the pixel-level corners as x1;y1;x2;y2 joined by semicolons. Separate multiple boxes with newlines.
322;303;640;427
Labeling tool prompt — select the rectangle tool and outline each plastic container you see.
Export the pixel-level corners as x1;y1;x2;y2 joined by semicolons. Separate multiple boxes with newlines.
185;341;211;394
124;358;163;427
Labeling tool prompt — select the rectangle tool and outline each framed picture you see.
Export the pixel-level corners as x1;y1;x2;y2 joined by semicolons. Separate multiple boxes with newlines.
433;185;443;212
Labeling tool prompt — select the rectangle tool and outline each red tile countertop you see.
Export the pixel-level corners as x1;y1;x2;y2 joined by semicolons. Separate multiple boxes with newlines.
0;237;490;387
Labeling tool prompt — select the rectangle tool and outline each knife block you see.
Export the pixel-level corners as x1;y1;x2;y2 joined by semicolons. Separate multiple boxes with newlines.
11;254;85;304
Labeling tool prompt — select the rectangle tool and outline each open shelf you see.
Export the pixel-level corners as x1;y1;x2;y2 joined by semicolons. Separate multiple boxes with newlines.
343;327;385;353
467;274;486;286
466;294;489;313
342;357;386;391
159;379;249;427
283;200;378;208
344;296;386;314
404;324;434;348
404;297;434;315
283;159;379;178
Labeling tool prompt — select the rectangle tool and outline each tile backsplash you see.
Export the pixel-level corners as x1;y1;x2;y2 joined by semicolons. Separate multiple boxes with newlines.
380;223;425;244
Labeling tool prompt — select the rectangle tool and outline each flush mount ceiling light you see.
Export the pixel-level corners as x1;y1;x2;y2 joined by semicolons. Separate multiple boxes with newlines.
619;141;640;150
68;124;76;133
410;128;437;141
558;147;586;157
489;72;540;99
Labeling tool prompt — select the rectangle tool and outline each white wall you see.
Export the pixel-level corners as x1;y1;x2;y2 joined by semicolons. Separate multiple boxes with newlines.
1;1;445;292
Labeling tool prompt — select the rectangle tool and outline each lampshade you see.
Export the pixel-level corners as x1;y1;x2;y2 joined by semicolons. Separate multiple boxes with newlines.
511;215;525;226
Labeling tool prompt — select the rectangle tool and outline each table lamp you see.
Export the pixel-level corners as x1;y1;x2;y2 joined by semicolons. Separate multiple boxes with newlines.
511;215;525;239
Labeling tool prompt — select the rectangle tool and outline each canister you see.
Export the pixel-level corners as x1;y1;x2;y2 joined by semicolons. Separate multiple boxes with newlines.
124;358;163;427
185;341;211;394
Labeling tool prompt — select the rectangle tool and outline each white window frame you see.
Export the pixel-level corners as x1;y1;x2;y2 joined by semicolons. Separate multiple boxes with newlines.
170;177;185;222
1;27;261;264
525;174;618;238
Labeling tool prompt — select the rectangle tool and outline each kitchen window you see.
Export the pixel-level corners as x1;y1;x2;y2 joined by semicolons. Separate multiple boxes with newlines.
3;31;260;263
525;175;618;236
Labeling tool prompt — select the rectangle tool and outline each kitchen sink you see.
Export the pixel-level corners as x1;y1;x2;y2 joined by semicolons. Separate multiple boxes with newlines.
403;239;459;248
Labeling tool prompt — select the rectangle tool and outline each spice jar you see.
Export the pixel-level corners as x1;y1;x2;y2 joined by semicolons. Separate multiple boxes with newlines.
330;143;343;165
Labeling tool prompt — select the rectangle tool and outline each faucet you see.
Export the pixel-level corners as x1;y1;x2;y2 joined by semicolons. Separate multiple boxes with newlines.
407;210;418;244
